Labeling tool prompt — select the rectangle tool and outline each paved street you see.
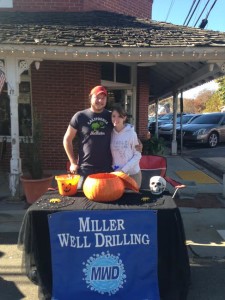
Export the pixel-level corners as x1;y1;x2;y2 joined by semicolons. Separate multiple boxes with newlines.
0;233;39;299
188;257;225;300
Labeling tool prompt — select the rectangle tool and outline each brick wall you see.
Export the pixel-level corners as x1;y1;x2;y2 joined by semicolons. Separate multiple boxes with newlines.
83;0;152;18
137;67;150;140
1;0;153;18
30;60;101;171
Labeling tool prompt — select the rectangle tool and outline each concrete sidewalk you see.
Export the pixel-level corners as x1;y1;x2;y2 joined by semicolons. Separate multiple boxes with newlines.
0;155;225;299
166;155;224;194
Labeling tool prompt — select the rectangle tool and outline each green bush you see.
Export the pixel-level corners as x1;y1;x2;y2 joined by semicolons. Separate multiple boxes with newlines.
142;135;165;155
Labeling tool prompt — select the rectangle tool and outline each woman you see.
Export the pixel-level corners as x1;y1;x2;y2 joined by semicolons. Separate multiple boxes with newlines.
110;105;142;187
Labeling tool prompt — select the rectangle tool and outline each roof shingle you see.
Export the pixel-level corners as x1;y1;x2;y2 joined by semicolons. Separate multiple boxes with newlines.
0;11;225;48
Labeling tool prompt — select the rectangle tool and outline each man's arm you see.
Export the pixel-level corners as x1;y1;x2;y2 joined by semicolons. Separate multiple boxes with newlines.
63;125;78;173
136;138;143;153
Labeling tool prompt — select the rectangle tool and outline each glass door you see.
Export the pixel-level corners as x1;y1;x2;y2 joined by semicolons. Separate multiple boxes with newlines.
106;89;134;124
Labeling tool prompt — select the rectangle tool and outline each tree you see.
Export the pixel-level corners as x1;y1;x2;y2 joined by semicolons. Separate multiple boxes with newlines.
183;98;195;113
194;89;213;113
216;76;225;105
204;92;222;112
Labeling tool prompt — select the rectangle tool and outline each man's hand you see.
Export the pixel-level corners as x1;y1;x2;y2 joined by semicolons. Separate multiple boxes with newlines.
146;132;151;140
69;162;79;174
135;139;143;153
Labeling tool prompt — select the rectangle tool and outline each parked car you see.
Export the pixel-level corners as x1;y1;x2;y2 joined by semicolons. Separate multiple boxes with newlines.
148;115;156;128
148;113;185;135
158;114;201;140
147;114;164;129
177;112;225;148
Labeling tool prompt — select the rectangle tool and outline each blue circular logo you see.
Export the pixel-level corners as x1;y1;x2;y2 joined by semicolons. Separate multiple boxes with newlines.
83;252;126;295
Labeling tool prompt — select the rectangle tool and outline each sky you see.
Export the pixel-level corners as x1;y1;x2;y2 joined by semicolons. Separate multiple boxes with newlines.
183;80;218;98
152;0;224;98
152;0;225;32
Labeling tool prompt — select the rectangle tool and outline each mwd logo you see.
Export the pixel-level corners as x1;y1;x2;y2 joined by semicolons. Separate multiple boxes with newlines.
83;251;126;295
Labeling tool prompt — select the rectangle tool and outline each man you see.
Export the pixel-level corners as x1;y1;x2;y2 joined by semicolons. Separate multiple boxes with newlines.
63;85;113;188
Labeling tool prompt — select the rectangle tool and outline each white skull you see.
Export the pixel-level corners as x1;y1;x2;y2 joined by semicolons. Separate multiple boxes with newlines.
149;176;166;195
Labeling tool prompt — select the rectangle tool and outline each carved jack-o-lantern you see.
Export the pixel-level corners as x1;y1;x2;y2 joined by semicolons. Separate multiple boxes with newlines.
55;174;80;196
62;183;72;193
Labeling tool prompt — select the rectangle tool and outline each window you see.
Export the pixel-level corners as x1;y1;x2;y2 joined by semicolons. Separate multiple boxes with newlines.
116;64;130;84
0;84;10;136
101;63;114;81
0;71;32;137
18;80;32;136
101;63;131;84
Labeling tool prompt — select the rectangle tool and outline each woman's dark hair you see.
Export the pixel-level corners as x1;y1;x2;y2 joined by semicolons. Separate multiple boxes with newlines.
111;104;127;118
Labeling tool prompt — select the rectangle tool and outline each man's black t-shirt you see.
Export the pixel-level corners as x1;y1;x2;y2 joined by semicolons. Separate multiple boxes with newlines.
70;108;113;172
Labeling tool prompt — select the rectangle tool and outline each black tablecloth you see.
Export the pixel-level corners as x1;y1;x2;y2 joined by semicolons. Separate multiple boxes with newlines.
18;190;190;300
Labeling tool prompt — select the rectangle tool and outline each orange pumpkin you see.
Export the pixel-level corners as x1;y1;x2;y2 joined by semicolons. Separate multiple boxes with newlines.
111;171;139;193
83;173;125;202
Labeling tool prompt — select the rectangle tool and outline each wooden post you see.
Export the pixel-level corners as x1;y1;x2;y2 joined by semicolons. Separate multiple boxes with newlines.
5;57;33;198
